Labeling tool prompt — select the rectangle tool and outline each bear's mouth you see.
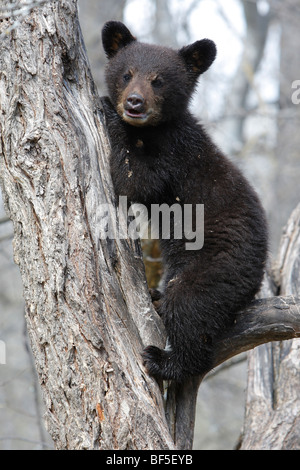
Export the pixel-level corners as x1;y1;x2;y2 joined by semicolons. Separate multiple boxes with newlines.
125;109;148;120
123;108;154;126
117;103;154;126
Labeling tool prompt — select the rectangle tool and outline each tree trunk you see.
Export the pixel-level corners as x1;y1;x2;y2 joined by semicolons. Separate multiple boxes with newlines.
1;0;300;451
0;0;173;450
240;204;300;450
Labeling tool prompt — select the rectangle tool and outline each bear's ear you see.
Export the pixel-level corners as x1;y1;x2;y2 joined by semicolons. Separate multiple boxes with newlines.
102;21;136;58
179;39;217;77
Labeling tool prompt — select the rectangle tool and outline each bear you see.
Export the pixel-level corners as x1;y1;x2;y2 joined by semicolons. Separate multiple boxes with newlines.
101;21;268;382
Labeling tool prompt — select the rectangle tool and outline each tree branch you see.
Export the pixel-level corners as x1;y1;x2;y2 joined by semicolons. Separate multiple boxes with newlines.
215;295;300;367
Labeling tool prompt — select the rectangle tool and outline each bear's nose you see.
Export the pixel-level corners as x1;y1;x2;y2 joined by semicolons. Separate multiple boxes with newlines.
126;93;145;112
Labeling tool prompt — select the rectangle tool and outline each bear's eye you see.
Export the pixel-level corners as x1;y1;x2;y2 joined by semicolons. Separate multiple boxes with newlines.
123;73;132;84
151;77;163;88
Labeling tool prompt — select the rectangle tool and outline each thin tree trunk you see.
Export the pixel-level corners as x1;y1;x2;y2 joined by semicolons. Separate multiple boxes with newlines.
78;0;126;94
221;0;270;153
271;0;300;251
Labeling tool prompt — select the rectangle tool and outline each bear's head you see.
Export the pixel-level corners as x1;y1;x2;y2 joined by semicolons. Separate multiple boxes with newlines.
102;21;216;127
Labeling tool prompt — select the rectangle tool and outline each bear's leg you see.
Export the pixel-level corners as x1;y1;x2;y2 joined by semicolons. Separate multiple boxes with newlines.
142;267;242;382
142;341;214;382
142;288;217;381
142;311;216;382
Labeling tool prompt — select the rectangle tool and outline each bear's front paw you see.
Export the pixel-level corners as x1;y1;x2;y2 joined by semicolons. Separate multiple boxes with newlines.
149;289;163;313
149;288;162;302
142;345;166;378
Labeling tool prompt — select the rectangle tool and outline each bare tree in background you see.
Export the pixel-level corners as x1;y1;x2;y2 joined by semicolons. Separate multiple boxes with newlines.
0;0;300;450
221;0;270;152
271;0;300;248
239;0;300;449
78;0;126;94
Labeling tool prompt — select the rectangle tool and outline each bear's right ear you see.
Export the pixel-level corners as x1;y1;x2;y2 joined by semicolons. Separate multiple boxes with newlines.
102;21;136;58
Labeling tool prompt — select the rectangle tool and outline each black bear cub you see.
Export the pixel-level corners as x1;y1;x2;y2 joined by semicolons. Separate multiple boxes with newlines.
102;21;268;382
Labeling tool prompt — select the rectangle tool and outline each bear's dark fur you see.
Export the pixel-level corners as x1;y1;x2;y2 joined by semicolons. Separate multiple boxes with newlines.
101;21;268;382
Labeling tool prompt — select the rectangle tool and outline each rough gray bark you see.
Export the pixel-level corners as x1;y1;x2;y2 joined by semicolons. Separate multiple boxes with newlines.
240;204;300;450
0;0;300;451
0;0;173;450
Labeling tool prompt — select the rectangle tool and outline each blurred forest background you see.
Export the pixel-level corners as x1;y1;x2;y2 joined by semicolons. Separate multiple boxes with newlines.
0;0;300;450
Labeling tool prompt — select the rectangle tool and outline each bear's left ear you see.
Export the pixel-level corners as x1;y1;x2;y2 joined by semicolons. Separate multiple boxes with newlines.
179;39;217;77
102;21;136;58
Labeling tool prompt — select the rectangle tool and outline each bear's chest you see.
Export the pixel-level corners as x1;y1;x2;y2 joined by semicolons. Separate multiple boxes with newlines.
111;136;182;207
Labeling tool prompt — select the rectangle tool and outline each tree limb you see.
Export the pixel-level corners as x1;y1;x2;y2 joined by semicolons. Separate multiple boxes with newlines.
215;295;300;367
